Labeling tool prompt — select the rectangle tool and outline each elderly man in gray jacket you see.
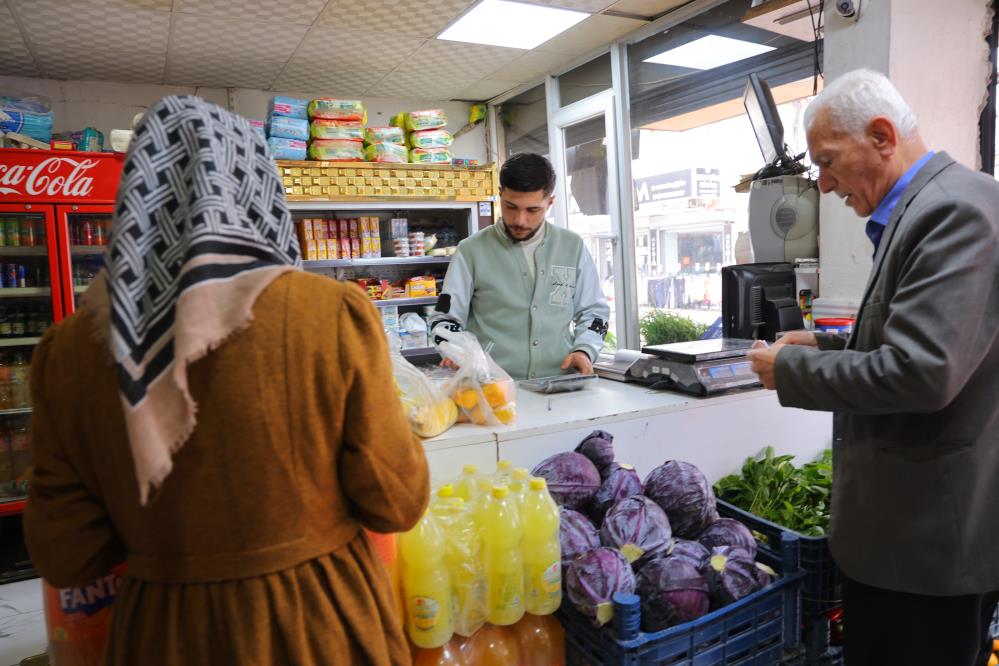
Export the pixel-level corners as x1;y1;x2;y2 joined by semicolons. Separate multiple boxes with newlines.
749;69;999;666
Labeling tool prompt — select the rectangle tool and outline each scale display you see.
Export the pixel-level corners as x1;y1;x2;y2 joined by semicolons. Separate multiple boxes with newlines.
631;338;761;396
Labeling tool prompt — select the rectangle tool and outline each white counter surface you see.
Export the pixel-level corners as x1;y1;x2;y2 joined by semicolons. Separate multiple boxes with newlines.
0;577;45;666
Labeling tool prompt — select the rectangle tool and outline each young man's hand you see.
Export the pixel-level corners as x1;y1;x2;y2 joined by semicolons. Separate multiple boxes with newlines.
561;350;594;375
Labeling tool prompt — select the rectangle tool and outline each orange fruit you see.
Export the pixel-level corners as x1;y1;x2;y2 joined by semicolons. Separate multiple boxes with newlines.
493;405;516;425
453;388;478;410
482;381;512;408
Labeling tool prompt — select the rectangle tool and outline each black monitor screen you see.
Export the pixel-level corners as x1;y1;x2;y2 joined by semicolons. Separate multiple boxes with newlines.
744;73;784;166
722;262;804;342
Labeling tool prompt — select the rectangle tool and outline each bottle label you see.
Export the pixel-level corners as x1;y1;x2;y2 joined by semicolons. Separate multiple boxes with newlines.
490;572;522;611
527;560;561;600
408;595;440;632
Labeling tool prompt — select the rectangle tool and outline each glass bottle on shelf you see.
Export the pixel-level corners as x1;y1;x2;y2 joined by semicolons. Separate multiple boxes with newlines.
11;352;28;408
19;218;34;247
0;354;12;410
10;418;29;481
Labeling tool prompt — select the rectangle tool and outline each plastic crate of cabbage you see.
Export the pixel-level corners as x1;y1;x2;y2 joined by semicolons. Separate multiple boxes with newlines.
0;91;54;143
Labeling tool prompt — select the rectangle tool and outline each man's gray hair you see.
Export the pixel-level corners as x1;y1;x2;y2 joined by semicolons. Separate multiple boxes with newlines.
804;68;918;139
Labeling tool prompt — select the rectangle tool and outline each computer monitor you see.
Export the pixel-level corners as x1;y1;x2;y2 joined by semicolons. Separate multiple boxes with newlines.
722;262;804;342
744;72;786;166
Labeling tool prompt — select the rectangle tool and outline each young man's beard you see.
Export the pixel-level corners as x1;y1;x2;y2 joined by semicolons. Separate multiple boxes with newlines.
503;220;542;244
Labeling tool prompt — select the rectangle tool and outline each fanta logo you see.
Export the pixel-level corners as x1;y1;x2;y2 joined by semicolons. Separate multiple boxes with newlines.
0;157;97;197
58;572;120;616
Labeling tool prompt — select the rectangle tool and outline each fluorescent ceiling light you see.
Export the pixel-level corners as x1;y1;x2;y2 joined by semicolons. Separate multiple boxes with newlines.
438;0;589;50
643;34;776;70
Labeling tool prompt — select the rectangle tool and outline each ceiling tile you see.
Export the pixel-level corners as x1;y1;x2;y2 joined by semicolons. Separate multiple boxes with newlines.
366;70;478;102
296;26;426;72
533;0;616;12
486;50;576;82
0;3;24;42
99;0;174;9
167;56;284;90
607;0;690;18
319;0;476;39
10;0;169;53
176;0;327;24
0;41;39;78
455;79;517;101
272;68;390;97
171;14;308;61
535;14;646;56
397;40;524;81
35;48;166;83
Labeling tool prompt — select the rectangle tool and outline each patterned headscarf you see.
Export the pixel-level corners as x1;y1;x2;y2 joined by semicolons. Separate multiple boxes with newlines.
84;95;300;504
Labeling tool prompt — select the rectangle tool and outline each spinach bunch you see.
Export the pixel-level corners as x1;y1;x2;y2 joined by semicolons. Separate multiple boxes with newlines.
714;447;832;537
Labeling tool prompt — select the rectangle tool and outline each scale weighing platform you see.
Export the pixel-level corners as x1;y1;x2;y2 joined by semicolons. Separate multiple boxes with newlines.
631;338;761;396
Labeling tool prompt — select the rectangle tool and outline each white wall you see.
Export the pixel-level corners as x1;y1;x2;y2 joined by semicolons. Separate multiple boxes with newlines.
815;0;993;316
0;76;487;162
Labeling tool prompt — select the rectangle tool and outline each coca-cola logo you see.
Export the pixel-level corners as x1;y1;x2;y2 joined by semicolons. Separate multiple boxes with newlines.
0;156;97;198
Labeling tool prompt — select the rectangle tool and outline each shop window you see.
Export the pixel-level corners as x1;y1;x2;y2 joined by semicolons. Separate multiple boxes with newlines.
558;53;612;108
499;84;549;158
982;0;998;175
626;0;819;333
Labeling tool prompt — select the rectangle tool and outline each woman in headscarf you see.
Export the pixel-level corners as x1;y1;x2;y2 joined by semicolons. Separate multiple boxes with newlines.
23;96;429;665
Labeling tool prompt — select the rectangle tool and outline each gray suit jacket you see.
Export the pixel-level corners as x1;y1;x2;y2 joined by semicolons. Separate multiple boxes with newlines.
774;152;999;596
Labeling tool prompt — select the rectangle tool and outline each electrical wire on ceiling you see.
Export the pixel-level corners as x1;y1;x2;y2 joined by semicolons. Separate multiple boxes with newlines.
806;0;825;94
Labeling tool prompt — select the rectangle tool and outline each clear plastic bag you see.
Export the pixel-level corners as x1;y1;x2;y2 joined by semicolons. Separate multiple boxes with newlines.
0;89;53;143
409;128;453;149
392;351;458;438
436;329;517;426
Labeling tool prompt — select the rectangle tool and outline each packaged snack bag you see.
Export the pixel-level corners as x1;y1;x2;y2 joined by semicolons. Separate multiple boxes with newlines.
248;119;266;137
308;139;365;161
307;98;366;122
267;114;309;140
269;95;309;119
409;147;453;164
435;329;517;427
409;129;454;149
365;142;408;163
310;119;365;141
365;126;406;145
267;137;307;160
389;112;407;128
404;109;448;131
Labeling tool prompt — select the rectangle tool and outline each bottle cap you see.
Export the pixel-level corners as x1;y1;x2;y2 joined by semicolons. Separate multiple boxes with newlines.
497;459;512;472
512;468;529;480
462;464;478;475
437;484;454;498
491;485;509;499
529;477;547;491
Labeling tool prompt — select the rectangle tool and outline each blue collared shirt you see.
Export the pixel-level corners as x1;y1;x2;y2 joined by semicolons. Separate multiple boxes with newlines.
866;151;935;253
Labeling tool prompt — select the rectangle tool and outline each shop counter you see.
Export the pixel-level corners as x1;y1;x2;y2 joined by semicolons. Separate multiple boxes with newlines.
425;379;832;484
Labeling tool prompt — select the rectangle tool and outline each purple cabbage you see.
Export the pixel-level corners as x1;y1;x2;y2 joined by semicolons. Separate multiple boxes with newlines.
559;507;600;567
636;556;710;631
591;463;644;521
698;518;757;559
565;547;636;626
754;561;777;588
667;539;711;571
643;461;719;539
574;429;615;474
600;496;673;566
531;452;601;510
703;552;762;608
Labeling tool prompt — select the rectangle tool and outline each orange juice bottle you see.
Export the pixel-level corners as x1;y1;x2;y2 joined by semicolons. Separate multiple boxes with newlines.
482;485;524;626
412;635;468;666
511;612;566;666
399;512;454;648
460;623;521;666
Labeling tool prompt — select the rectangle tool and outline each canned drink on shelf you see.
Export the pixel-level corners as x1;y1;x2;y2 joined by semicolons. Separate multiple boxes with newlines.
5;219;19;247
18;219;33;247
5;264;17;289
17;265;26;289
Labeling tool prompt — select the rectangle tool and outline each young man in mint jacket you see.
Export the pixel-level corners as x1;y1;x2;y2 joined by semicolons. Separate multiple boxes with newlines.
430;153;609;380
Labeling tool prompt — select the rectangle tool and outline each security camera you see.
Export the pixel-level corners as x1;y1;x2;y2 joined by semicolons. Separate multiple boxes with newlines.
835;0;856;17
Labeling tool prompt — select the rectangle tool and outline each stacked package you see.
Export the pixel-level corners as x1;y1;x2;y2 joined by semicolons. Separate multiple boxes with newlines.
364;126;407;164
391;109;454;164
294;217;382;261
307;99;366;161
266;96;308;160
0;92;54;144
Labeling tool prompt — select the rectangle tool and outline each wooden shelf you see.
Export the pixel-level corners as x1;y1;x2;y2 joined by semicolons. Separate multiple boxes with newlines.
303;256;451;269
0;337;40;347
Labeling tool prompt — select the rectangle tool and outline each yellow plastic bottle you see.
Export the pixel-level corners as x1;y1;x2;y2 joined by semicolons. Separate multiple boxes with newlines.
431;484;456;520
399;511;454;648
494;459;514;486
521;477;562;615
443;497;486;636
483;485;525;626
508;468;530;507
454;465;483;502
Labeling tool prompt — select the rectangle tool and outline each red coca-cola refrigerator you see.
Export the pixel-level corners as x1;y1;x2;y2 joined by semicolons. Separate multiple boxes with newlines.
0;149;123;542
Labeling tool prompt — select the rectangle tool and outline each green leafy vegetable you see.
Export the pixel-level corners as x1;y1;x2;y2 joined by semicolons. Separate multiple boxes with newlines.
713;447;832;537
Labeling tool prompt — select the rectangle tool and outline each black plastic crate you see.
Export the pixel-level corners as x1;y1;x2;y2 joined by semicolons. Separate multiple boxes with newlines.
558;532;803;665
717;499;841;619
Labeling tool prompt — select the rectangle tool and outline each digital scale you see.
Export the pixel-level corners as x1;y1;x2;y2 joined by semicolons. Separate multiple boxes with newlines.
629;338;762;396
